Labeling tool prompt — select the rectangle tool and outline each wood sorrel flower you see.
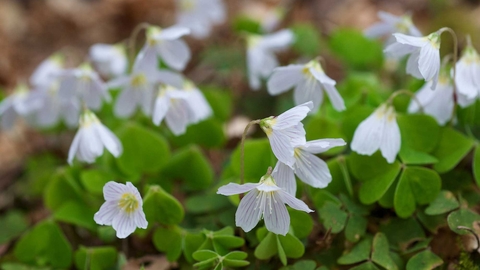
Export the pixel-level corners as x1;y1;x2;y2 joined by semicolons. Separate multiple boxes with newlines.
58;63;110;111
272;139;347;195
217;170;313;235
152;85;192;136
0;84;42;129
68;110;122;164
364;11;421;42
351;104;400;164
94;181;148;239
136;25;191;71
259;101;313;168
175;0;225;39
181;79;212;124
89;43;128;79
30;53;64;88
267;59;345;113
384;32;441;89
455;41;480;105
247;29;294;90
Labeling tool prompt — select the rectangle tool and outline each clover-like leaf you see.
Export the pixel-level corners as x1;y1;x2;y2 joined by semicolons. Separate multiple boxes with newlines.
432;128;474;173
425;190;459;215
406;250;443;270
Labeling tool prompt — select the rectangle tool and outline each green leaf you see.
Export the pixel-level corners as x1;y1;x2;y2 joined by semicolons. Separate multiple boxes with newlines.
230;138;275;182
371;233;397;270
342;105;376;142
161;145;213;190
80;169;114;195
44;169;84;211
350;262;381;270
406;250;443;270
473;144;480;187
337;237;372;265
312;190;342;209
186;193;230;214
277;233;305;259
153;226;183;261
288;209;313;239
340;194;369;216
305;117;346;155
255;231;278;260
184;232;205;263
345;214;368;243
399;147;438;165
0;211;28;245
447;209;480;234
329;28;383;70
222;258;250;267
232;15;261;34
432;127;474;173
74;246;117;270
116;124;170;176
394;167;441;218
224;251;248;260
53;201;97;231
280;260;317;270
319;201;348;233
14;220;72;268
202;86;233;121
348;152;399;182
168;118;226;148
416;211;446;234
292;23;321;56
193;250;219;261
0;263;50;270
425;190;459;215
359;161;401;204
380;217;425;251
277;235;287;266
397;114;440;153
143;185;184;225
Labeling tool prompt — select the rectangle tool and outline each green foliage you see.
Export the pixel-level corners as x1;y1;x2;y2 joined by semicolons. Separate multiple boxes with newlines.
432;127;474;173
447;208;480;234
80;169;114;195
193;250;250;269
53;201;97;231
291;23;321;56
197;227;245;256
143;185;184;225
425;190;459;215
74;246;117;270
305;116;346;155
0;211;28;245
406;250;443;270
14;220;72;268
255;227;304;266
229;138;275;183
153;226;183;261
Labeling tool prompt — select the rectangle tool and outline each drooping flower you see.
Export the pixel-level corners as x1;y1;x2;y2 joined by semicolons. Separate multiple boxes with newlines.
89;43;128;78
135;25;191;71
58;63;110;110
272;139;347;195
384;32;441;89
351;104;401;163
152;85;192;135
175;0;225;39
181;79;212;123
364;11;421;43
108;61;183;118
30;53;65;88
267;60;345;113
259;101;312;167
217;171;313;235
0;84;42;129
408;72;454;126
68;110;122;164
94;181;148;239
247;29;294;90
455;40;480;104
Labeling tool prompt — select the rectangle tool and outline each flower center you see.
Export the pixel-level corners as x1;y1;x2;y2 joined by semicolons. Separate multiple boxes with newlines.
118;193;140;214
131;74;147;88
180;0;195;11
259;117;276;136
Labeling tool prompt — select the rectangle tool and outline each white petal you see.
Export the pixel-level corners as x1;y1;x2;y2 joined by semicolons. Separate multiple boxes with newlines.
281;123;306;147
393;33;428;47
103;181;127;200
134;45;158;71
455;60;479;98
351;106;386;156
303;138;347;154
157;39;191;71
407;82;433;113
235;189;262;233
67;128;82;164
264;192;290;235
274;101;313;130
323;84;346;111
155;70;184;88
278;189;313;213
107;76;130;89
267;65;303;95
379;108;401;163
112;212;137;239
134;209;148;229
165;99;191;135
421;80;454;125
94;200;120;226
247;48;263;90
114;87;137;118
259;29;294;51
217;183;259;196
294;149;331;188
152;95;170;125
364;23;395;38
272;161;296;196
384;42;418;58
419;43;440;86
293;78;323;114
268;130;295;167
157;25;191;40
95;123;123;157
378;11;401;24
406;51;423;79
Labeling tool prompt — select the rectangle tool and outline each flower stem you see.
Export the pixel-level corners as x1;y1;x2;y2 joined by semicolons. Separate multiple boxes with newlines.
438;27;458;124
240;120;260;184
128;22;150;72
387;89;424;113
457;226;480;251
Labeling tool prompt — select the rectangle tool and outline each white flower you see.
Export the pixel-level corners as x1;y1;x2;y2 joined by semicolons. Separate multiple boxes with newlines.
260;7;284;33
68;110;122;164
364;11;421;42
109;61;183;118
273;139;347;195
0;84;42;129
30;53;64;88
89;43;128;78
408;74;454;126
217;172;313;235
58;63;110;111
259;101;312;167
181;80;212;123
176;0;225;39
94;181;148;239
152;85;193;135
384;32;441;89
351;104;401;163
135;25;191;71
31;80;80;128
267;60;345;113
455;43;480;103
247;29;294;90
